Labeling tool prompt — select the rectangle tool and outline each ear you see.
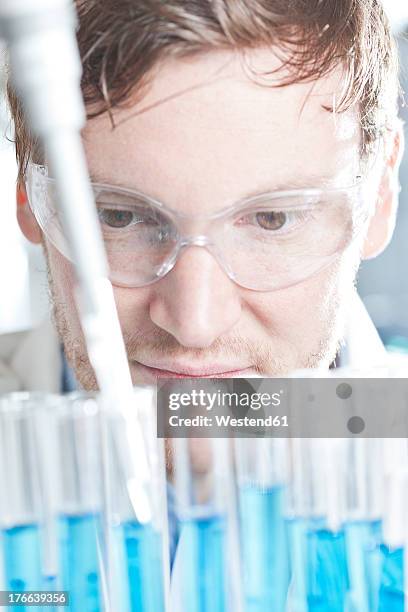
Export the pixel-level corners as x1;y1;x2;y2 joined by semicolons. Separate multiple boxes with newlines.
362;125;405;260
16;184;42;244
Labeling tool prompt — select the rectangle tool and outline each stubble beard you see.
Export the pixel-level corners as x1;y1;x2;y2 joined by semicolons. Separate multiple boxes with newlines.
47;282;347;393
44;243;357;391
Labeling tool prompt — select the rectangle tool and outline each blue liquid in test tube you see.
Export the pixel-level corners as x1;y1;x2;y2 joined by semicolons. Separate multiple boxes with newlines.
2;524;43;612
59;513;101;612
0;395;50;611
173;435;236;612
363;520;383;611
305;523;349;611
123;520;165;612
287;517;321;612
287;517;349;612
239;484;290;612
178;514;226;612
288;517;383;612
344;519;383;612
378;545;404;612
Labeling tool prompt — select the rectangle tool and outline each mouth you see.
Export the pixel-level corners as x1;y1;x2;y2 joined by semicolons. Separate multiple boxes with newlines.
133;361;254;379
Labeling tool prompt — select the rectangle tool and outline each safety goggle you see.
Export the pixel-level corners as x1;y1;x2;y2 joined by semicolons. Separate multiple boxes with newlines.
25;163;373;292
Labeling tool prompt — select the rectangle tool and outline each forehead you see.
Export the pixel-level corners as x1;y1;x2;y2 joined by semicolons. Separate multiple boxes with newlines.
83;48;361;212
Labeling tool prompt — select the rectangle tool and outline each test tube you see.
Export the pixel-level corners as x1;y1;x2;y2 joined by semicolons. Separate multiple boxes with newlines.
341;437;385;612
50;392;104;611
284;370;350;612
324;371;382;612
235;437;290;612
171;436;238;612
287;438;327;612
105;386;170;612
286;437;352;612
0;392;60;607
379;438;408;611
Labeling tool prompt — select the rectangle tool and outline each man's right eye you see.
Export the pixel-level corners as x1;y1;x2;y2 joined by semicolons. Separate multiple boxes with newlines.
98;208;138;229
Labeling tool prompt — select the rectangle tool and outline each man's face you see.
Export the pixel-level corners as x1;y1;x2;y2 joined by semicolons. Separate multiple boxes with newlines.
46;49;369;388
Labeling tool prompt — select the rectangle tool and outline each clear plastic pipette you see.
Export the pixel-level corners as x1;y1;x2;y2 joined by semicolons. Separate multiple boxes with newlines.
0;0;150;513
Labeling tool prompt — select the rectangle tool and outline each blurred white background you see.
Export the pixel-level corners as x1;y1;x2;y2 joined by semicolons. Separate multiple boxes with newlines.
383;1;408;31
0;6;407;344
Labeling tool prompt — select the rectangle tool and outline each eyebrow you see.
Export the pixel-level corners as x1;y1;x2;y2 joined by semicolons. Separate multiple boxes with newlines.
243;173;346;198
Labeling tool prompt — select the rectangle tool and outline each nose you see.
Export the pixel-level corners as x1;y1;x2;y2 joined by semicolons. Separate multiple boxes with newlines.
149;246;242;348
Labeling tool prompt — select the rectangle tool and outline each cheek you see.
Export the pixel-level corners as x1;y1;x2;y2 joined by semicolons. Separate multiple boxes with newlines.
112;284;152;331
47;244;77;308
249;252;358;340
48;242;153;332
113;285;150;321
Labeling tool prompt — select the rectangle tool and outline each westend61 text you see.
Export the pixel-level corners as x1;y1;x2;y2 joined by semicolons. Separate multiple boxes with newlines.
168;414;289;428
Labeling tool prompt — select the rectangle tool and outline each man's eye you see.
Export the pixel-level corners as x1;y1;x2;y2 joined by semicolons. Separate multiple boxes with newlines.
98;208;140;229
255;211;287;230
237;208;311;233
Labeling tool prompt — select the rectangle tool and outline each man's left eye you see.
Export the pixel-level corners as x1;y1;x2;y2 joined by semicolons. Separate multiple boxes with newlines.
255;211;287;230
237;208;311;232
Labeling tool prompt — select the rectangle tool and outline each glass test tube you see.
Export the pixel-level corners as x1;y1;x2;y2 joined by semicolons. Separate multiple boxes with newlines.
338;369;407;611
340;437;385;612
284;370;349;612
106;386;169;612
235;437;290;612
51;392;104;612
286;438;337;612
172;435;237;612
380;437;408;611
0;392;60;610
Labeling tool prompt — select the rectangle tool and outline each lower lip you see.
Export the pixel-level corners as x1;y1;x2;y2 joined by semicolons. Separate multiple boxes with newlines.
134;362;253;379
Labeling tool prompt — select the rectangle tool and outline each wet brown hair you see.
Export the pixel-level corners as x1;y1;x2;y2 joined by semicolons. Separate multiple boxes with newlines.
7;0;400;183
